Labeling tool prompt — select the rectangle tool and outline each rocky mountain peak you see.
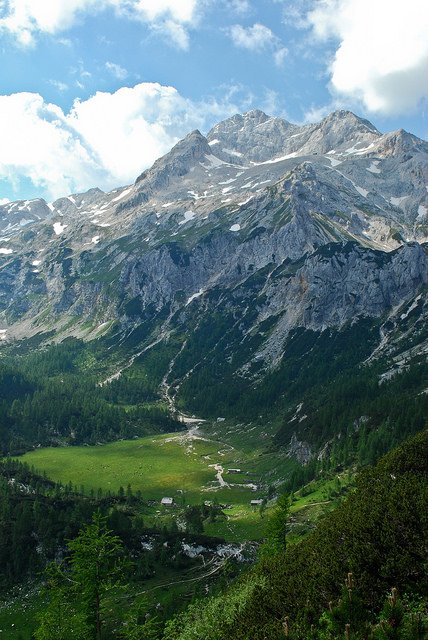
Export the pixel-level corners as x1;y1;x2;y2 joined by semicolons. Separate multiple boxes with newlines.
134;129;212;193
296;110;381;155
206;109;298;165
320;109;380;132
373;128;428;158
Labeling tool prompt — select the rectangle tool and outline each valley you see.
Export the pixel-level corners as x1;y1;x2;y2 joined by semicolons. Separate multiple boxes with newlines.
0;108;427;638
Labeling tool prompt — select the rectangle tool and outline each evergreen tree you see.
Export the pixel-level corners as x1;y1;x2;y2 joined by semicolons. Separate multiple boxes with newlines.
262;492;290;554
35;511;128;640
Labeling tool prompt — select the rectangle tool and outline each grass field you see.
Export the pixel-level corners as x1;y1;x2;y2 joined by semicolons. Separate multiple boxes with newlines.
19;429;261;507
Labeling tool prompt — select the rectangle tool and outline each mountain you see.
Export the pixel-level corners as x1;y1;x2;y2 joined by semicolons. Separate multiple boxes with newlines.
1;109;428;459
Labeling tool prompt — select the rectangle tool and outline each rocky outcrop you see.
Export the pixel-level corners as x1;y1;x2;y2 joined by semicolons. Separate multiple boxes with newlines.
288;433;312;465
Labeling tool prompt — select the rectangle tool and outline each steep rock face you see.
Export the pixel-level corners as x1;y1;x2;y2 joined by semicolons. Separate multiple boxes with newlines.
261;242;427;330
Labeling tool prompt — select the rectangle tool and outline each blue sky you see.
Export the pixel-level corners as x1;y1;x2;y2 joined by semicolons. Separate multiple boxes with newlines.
0;0;427;203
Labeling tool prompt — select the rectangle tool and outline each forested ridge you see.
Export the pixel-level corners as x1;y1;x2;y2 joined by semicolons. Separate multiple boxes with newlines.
163;430;428;640
0;337;181;456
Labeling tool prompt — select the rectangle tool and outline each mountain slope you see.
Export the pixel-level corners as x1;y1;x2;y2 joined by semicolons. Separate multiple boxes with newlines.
0;109;427;460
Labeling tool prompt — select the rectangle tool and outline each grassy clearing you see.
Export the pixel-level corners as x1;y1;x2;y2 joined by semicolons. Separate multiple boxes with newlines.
20;435;212;503
18;431;260;510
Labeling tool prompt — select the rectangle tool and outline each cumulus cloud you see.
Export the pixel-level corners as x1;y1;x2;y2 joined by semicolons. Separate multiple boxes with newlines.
307;0;428;115
0;92;101;199
0;83;239;201
0;0;201;48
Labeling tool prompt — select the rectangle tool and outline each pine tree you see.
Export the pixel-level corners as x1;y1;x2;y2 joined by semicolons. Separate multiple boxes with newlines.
35;511;128;640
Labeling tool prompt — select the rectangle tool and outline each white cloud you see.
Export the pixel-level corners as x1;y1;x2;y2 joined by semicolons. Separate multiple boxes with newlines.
149;18;190;50
105;61;129;80
227;0;252;16
227;21;288;66
0;92;102;199
307;0;428;115
0;83;240;201
228;22;277;51
0;0;110;45
273;46;288;66
0;0;201;48
50;79;69;92
133;0;198;23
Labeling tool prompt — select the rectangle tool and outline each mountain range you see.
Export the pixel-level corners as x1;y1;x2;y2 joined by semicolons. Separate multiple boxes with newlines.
1;108;428;458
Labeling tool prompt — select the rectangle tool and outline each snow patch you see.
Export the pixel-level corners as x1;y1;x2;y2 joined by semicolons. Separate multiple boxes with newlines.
186;289;205;305
355;185;369;198
0;248;13;254
328;167;368;198
390;196;407;206
417;205;428;220
92;236;100;244
53;222;67;235
188;190;210;200
366;161;381;174
222;148;244;158
230;224;240;232
203;155;227;168
254;152;297;165
237;197;252;206
32;260;41;266
0;329;7;340
179;210;196;225
162;202;175;208
111;187;132;203
208;139;220;146
325;156;342;167
348;143;375;155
